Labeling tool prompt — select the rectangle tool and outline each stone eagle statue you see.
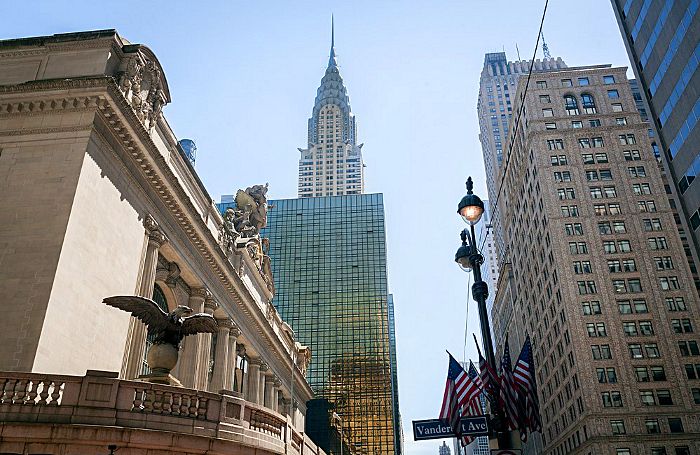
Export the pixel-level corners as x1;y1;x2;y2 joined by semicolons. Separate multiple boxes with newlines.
104;296;218;349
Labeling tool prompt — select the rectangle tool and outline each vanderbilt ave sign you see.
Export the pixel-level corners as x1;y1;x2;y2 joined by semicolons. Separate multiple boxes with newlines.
412;416;489;440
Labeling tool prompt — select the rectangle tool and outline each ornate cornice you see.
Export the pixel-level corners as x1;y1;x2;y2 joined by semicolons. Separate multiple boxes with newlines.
0;75;312;398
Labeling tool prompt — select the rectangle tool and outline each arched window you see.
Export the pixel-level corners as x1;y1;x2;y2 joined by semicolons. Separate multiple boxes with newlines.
564;95;580;115
582;94;597;114
141;284;169;375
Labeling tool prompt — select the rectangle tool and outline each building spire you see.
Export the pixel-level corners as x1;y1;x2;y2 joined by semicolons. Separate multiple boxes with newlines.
328;15;337;68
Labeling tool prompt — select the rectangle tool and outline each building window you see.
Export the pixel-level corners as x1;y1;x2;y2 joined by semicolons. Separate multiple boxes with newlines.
640;390;655;405
655;390;673;406
540;94;551;103
692;388;700;403
572;120;583;128
543;108;554;117
645;419;660;433
589;118;602;127
578;77;590;86
602;391;623;407
562;79;573;87
564;95;580;115
679;340;700;356
666;297;687;311
536;81;547;89
671;319;693;334
545;122;557;130
581;93;597;114
603;75;615;84
612;103;624;112
648;237;668;250
608;89;620;99
668;417;683;432
610;419;625;434
592;344;612;359
616;117;627;125
582;301;601;315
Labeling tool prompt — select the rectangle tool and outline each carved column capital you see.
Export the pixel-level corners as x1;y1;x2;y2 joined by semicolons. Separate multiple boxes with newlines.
248;357;262;367
190;286;211;301
216;317;235;330
229;323;242;339
204;296;218;314
144;215;168;248
259;361;269;373
273;378;282;388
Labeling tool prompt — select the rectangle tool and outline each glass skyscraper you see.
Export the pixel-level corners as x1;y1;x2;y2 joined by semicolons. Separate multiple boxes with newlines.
260;194;399;455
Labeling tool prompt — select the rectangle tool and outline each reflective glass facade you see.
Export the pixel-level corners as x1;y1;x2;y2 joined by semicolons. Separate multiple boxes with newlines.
261;194;398;455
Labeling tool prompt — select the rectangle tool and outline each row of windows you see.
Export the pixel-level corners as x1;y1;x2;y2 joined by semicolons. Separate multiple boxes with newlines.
611;417;689;438
535;75;615;90
564;219;661;236
544;117;629;130
582;297;687;315
592;340;700;360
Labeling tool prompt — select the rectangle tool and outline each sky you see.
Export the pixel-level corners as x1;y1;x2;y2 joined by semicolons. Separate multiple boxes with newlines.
2;2;633;455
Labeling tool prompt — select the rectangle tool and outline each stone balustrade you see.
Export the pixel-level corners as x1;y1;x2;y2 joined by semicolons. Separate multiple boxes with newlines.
0;370;324;455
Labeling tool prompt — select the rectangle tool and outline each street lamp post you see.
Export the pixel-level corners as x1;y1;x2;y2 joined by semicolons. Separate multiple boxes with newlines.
454;177;497;370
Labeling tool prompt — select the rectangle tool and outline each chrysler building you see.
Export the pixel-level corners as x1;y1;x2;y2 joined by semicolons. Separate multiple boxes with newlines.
298;20;365;197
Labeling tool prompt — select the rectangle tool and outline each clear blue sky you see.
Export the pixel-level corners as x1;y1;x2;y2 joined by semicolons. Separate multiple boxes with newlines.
3;2;632;454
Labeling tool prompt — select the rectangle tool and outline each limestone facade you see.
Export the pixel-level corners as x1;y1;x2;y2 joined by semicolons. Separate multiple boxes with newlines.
0;29;319;454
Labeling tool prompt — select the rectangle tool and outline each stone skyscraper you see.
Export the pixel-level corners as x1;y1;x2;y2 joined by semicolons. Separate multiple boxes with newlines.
491;64;700;454
298;21;365;198
477;52;567;300
611;0;700;295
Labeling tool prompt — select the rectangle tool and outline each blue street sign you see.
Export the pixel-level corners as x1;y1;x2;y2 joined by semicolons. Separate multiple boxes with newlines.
412;416;489;440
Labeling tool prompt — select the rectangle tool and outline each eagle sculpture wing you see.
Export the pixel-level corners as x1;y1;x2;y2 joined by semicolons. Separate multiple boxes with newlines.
103;296;169;332
181;313;219;336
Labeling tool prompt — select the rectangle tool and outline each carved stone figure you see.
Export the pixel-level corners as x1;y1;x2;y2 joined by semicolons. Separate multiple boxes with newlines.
104;295;218;384
117;51;168;131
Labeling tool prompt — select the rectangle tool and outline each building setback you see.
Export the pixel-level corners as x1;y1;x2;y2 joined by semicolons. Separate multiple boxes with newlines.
298;22;365;198
611;0;700;294
491;65;700;454
260;194;400;455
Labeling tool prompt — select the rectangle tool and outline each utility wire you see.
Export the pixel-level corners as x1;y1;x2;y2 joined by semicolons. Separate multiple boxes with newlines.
479;0;550;254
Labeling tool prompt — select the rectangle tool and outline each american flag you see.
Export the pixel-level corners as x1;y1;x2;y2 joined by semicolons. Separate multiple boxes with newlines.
498;337;520;431
474;335;499;403
459;361;486;447
439;353;479;431
513;336;542;438
466;361;484;415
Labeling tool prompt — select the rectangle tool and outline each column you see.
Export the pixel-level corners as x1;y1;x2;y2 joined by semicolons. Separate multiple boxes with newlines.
272;379;282;412
224;324;241;391
259;362;269;406
210;318;233;392
247;358;261;404
178;288;207;388
264;375;276;409
122;215;167;380
194;293;217;390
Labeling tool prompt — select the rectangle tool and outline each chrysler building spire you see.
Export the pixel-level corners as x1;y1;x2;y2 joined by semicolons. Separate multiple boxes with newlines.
297;18;365;198
328;15;337;68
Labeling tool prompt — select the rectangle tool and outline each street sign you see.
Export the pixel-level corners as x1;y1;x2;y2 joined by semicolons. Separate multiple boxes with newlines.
491;451;521;455
412;416;489;440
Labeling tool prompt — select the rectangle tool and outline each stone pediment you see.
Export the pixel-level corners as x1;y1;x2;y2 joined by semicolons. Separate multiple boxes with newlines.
117;44;171;131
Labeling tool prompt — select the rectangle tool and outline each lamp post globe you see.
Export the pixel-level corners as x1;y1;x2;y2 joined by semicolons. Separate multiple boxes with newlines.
457;177;485;226
454;230;473;272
